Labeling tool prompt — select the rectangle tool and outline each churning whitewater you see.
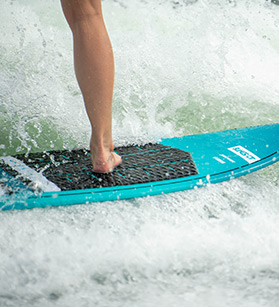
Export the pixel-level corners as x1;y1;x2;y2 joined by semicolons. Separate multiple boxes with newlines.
0;0;279;306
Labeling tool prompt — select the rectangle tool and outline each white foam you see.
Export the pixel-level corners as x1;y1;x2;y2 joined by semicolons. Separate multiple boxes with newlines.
0;1;279;307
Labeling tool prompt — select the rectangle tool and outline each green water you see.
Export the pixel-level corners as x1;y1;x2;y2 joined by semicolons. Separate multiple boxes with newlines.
1;0;279;306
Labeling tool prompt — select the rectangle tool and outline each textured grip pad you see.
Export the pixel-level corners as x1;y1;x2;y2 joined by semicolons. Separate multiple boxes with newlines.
2;143;198;191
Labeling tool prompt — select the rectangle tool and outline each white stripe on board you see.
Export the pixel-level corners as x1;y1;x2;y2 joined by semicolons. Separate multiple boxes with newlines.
220;154;235;163
213;157;226;164
0;156;61;192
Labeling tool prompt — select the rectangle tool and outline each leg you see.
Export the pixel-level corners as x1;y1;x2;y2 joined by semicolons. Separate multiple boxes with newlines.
61;0;121;173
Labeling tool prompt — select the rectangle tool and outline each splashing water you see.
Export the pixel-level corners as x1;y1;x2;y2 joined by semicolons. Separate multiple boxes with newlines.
0;0;279;306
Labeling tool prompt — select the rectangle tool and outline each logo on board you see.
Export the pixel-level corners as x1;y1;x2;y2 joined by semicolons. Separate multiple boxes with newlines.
228;146;260;164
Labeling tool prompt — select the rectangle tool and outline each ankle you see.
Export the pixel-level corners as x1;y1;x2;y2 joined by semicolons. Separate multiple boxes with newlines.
90;136;114;155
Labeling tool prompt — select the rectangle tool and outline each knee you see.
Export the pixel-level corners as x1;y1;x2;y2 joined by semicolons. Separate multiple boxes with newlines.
61;0;103;32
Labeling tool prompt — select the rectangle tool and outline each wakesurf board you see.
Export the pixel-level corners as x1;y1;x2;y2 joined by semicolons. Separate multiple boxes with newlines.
0;124;278;210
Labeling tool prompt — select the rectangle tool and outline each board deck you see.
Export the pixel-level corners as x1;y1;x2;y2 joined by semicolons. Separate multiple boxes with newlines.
0;124;278;211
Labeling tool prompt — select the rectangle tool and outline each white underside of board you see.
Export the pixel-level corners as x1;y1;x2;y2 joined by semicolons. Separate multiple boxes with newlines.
0;156;61;192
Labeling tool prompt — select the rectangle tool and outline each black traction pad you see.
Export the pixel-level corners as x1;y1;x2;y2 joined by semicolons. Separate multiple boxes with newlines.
1;144;198;191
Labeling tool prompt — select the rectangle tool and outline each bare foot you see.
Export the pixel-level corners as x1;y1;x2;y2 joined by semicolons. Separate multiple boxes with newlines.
91;151;122;173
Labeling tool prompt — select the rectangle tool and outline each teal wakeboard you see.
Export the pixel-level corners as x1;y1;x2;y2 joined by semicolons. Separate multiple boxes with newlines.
0;124;278;211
